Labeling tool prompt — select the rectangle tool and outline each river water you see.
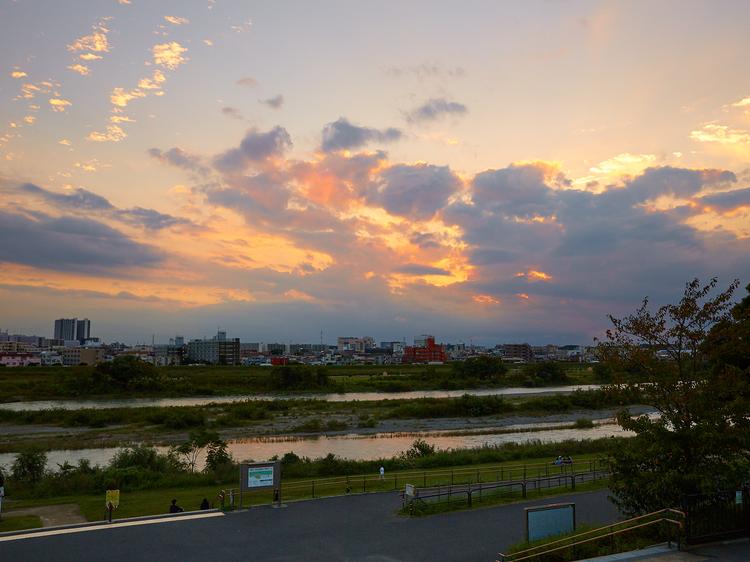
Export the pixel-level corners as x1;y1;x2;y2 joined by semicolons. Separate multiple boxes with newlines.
0;385;602;411
0;385;623;471
0;418;629;472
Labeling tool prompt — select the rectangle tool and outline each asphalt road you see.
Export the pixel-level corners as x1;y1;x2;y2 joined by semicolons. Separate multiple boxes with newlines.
0;488;620;562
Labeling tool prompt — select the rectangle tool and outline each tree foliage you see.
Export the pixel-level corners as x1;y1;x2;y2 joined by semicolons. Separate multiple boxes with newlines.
95;355;162;390
173;428;228;473
11;446;48;485
521;362;569;386
452;355;508;380
596;278;750;516
269;365;330;390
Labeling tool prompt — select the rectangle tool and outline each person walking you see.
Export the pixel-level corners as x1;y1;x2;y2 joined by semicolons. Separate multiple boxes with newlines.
378;466;385;482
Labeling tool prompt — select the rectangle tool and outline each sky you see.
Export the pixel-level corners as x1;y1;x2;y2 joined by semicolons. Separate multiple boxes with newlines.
1;0;749;347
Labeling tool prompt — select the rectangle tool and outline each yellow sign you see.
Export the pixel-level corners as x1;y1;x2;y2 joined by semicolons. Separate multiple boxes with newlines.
106;489;120;508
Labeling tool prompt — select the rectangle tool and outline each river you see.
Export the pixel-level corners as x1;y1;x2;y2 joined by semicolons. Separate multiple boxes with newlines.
0;417;629;472
0;385;622;471
0;385;602;411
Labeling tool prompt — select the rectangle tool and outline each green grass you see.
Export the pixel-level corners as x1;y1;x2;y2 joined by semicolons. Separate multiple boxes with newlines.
2;454;607;525
0;363;602;403
0;514;43;533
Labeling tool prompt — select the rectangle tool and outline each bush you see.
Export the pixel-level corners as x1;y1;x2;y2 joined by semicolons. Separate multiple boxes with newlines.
11;446;47;485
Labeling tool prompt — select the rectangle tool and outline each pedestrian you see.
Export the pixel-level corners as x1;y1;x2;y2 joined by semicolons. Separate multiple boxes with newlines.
170;499;184;513
378;466;385;482
200;498;210;510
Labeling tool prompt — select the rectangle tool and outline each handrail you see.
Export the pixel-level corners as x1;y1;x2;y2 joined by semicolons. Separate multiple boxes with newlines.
215;456;607;509
497;508;685;562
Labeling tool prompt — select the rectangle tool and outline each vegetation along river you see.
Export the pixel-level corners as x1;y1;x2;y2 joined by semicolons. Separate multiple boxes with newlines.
0;385;602;411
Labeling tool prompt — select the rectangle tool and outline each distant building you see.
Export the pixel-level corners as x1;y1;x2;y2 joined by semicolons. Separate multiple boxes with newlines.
503;343;534;363
186;331;240;365
61;347;105;366
0;353;42;367
403;337;446;364
54;317;91;344
154;336;186;364
413;334;435;347
337;336;375;351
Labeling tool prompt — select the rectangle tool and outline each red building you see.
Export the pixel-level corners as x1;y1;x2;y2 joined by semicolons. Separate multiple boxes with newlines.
402;337;446;364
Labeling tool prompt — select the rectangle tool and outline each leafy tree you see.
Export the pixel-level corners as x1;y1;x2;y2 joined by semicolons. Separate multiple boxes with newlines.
452;355;508;380
595;278;750;516
521;362;569;386
174;428;227;473
204;439;232;474
96;355;162;390
11;446;47;485
269;365;329;390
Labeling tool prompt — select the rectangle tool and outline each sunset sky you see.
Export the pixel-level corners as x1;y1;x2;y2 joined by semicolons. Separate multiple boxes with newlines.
1;1;749;347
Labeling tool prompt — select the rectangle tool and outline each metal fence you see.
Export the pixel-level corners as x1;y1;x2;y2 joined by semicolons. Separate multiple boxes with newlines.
404;469;608;515
683;487;750;545
214;458;605;509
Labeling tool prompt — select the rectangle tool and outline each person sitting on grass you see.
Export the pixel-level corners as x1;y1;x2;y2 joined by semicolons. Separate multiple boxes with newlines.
170;499;184;513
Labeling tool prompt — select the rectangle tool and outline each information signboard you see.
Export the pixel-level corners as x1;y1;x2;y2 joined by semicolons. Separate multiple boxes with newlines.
526;503;575;542
239;461;281;492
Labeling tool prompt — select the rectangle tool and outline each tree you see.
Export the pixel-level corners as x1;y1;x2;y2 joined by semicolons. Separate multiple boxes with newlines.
452;355;508;380
595;278;750;516
96;355;161;390
11;446;48;485
174;428;227;473
521;361;569;386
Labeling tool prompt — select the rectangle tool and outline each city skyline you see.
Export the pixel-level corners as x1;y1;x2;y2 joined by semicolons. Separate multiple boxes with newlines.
2;1;749;347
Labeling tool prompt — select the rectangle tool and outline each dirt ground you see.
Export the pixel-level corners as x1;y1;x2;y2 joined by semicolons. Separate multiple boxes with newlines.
2;501;87;527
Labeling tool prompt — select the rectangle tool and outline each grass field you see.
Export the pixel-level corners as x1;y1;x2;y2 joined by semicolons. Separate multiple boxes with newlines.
2;454;606;531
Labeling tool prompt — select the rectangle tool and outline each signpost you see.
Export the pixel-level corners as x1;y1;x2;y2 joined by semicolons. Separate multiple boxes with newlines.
239;461;281;509
105;489;119;522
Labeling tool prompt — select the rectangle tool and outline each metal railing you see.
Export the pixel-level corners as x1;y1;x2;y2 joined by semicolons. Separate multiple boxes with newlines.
497;508;684;562
404;469;608;515
214;458;605;509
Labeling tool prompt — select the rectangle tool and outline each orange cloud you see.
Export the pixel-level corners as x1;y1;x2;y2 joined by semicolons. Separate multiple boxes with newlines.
86;125;127;142
110;88;147;107
49;98;72;112
68;64;90;75
68;31;110;53
152;42;188;69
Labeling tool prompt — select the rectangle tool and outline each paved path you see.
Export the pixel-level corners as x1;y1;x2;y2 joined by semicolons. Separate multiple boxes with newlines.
0;488;619;562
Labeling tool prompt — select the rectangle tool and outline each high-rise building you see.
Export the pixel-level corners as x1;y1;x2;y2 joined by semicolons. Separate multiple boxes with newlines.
76;319;90;343
54;317;91;343
54;318;77;341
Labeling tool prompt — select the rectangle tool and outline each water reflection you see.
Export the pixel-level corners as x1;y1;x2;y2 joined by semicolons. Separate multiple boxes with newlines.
0;417;627;472
0;385;602;412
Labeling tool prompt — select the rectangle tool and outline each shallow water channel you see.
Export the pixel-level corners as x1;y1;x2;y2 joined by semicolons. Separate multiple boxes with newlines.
0;385;602;411
0;418;628;472
0;385;620;471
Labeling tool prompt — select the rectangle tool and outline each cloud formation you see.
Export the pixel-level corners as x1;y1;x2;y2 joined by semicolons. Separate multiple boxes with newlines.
406;98;468;123
260;94;284;109
321;118;402;153
213;127;292;173
0;210;162;273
